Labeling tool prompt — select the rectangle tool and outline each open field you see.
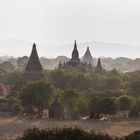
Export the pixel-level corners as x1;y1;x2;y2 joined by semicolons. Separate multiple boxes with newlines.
0;116;140;139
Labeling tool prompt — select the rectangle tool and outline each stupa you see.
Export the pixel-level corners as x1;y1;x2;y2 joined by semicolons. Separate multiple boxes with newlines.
95;58;103;73
82;47;93;64
11;43;46;95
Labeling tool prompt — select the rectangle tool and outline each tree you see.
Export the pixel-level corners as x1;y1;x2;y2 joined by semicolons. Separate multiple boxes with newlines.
77;95;90;117
50;69;92;90
91;74;106;91
128;79;140;96
2;70;22;85
72;74;91;90
118;95;132;118
0;61;15;71
20;81;53;117
129;97;140;118
89;96;101;119
105;76;122;90
50;69;67;89
59;89;80;119
99;97;117;116
17;56;28;70
8;96;23;114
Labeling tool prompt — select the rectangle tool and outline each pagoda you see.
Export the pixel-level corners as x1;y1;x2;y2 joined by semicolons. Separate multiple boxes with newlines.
58;40;96;72
95;58;103;73
11;43;46;95
82;47;93;64
65;40;80;68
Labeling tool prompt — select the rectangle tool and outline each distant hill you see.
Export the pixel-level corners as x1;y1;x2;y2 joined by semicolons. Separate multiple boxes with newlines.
0;38;140;59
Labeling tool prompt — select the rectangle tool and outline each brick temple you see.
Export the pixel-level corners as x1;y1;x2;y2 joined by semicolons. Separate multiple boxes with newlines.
11;43;46;95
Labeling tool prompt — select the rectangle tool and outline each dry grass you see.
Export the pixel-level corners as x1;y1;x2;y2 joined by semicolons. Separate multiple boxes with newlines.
0;116;140;139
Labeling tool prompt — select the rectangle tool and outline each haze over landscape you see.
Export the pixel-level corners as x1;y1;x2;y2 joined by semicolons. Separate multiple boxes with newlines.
0;0;140;58
1;38;140;58
2;1;140;140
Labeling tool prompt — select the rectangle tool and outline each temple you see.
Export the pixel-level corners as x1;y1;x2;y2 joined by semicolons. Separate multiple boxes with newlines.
11;43;46;95
58;40;95;72
82;46;93;65
95;58;103;73
65;40;80;68
58;41;104;73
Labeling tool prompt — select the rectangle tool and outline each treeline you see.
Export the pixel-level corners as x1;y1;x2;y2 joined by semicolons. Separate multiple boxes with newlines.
48;69;140;96
1;69;139;119
1;68;140;96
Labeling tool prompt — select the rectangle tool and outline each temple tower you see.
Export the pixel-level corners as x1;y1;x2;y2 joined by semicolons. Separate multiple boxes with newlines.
82;47;93;64
95;58;103;73
65;40;80;68
25;43;43;72
71;40;80;61
11;43;45;95
23;43;45;81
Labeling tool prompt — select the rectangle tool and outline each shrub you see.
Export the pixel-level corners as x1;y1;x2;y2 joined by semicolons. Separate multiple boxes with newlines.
15;127;118;140
125;130;140;140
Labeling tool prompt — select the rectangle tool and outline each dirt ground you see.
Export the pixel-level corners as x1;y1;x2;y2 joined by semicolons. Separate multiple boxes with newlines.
0;116;140;139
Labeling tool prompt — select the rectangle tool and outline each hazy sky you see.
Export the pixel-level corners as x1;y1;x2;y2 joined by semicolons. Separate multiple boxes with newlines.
0;0;140;45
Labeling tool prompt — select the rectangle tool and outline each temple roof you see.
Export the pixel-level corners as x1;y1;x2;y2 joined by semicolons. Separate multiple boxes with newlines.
82;47;93;64
25;43;43;72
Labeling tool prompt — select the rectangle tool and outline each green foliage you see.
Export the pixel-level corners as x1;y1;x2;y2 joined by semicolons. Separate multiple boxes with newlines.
91;74;106;91
17;56;28;70
99;97;117;115
129;98;140;118
4;68;140;119
118;95;132;111
89;96;101;118
77;95;90;116
128;79;140;96
49;69;92;90
104;76;122;90
49;69;123;92
20;81;53;114
0;70;22;85
59;89;80;119
0;61;15;71
8;96;23;114
89;96;117;118
118;95;132;117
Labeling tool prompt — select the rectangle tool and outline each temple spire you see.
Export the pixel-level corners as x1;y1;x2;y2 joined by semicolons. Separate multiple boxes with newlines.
95;58;103;73
72;40;79;60
25;43;43;72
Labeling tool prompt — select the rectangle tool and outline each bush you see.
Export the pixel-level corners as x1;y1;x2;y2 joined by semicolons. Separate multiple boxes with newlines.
125;130;140;140
15;127;118;140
